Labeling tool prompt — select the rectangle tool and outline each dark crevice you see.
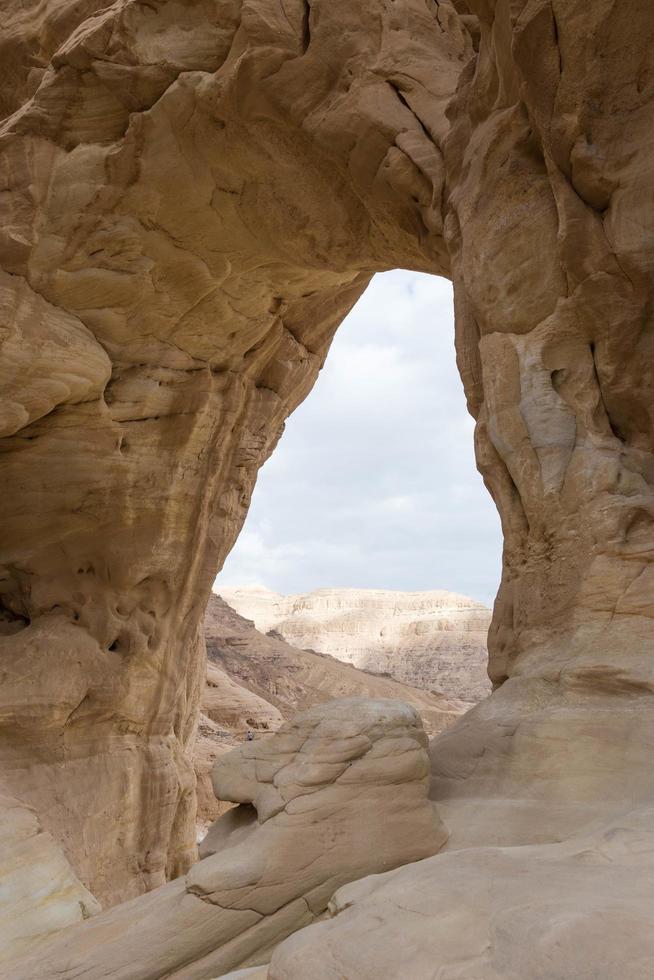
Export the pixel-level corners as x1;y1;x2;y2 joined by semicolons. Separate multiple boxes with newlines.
255;383;281;397
550;368;565;393
550;4;563;74
428;0;445;33
589;342;627;444
607;417;627;442
301;0;311;54
0;595;30;630
386;80;436;147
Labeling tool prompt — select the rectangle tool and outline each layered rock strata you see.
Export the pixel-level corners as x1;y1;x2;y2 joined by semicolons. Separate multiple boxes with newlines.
9;699;446;979
218;586;492;701
0;794;99;966
204;594;466;732
0;4;653;971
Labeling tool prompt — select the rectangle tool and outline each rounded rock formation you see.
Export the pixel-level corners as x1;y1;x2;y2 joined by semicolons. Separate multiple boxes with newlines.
7;698;446;979
1;0;654;975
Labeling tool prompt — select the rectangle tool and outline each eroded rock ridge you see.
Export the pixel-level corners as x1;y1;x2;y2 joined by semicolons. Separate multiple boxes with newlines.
10;699;446;979
195;595;465;831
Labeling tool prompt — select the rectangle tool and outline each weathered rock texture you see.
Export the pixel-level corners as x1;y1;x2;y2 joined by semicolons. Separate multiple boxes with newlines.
257;806;654;980
195;595;465;831
194;661;283;834
203;662;283;735
0;794;99;966
218;586;491;701
194;712;239;835
0;0;461;904
1;0;654;970
9;699;446;979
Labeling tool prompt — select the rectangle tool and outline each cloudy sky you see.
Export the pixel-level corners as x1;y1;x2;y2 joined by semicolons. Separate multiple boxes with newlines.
215;270;503;607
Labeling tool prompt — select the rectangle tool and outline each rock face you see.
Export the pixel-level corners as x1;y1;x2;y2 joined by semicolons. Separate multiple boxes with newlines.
9;699;446;979
203;662;283;735
260;807;654;980
1;0;654;971
0;794;100;966
218;586;492;702
194;712;239;836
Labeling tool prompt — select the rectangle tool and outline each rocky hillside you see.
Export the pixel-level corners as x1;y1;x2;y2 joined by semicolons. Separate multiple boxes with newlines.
218;586;492;703
194;595;470;831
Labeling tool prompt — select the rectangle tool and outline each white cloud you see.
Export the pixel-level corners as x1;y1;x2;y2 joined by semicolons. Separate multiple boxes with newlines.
374;494;416;514
216;270;503;606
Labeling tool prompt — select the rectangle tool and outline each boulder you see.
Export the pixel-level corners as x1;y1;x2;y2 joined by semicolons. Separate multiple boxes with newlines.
8;699;446;979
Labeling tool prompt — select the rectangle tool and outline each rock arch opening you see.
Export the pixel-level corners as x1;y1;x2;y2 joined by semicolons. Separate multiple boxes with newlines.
215;269;502;705
2;0;654;973
217;270;502;605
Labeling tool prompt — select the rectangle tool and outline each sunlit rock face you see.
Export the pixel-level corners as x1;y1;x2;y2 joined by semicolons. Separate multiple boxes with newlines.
0;0;466;905
218;586;492;702
1;0;654;950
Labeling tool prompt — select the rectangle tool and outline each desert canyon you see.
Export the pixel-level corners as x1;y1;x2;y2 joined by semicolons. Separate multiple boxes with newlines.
219;585;492;701
195;593;472;829
1;0;654;977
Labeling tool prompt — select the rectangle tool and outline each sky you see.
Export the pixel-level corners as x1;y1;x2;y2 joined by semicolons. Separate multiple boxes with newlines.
215;270;503;607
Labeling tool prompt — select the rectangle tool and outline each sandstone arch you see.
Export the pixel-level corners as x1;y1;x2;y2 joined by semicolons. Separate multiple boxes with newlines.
1;0;653;924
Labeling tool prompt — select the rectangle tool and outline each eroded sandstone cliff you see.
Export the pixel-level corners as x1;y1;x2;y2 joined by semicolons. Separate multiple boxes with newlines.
0;0;468;905
1;0;654;974
204;594;466;728
218;585;492;701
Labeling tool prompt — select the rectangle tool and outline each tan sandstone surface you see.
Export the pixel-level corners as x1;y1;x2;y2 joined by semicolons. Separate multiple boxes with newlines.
250;806;654;980
0;794;100;966
9;699;447;980
218;585;492;702
1;0;654;976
